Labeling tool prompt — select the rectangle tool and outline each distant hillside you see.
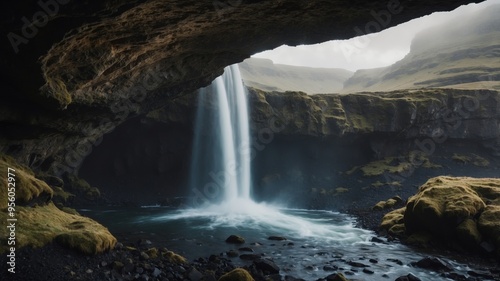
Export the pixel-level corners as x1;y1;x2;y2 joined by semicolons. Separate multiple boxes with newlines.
239;58;353;94
342;4;500;93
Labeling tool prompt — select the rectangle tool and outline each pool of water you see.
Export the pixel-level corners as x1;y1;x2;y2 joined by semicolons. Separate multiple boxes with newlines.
79;201;486;281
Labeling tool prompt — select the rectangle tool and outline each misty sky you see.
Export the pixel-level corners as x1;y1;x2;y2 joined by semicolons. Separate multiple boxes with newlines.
252;0;499;71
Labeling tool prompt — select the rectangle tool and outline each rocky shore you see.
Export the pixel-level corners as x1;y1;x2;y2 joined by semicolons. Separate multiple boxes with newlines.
2;231;499;281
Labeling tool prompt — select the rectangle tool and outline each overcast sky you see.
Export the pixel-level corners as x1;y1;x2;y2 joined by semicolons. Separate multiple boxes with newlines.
252;0;499;71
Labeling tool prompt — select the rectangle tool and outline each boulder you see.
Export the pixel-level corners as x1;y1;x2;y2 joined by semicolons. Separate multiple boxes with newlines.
226;235;245;244
379;176;500;257
218;268;254;281
254;259;280;274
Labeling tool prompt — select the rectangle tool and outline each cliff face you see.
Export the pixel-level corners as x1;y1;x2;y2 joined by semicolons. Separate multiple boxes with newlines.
250;89;500;144
150;88;500;153
79;87;500;204
0;1;483;174
342;4;500;93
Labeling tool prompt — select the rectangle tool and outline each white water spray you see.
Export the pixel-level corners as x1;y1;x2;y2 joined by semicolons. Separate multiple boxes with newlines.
190;64;251;203
176;65;370;242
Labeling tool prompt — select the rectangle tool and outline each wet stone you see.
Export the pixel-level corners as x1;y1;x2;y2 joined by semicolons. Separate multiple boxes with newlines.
268;236;287;241
240;254;261;260
369;259;378;264
323;265;338;271
387;258;404;265
226;235;245;244
395;273;421;281
347;261;367;267
227;250;239;258
370;236;385;243
238;247;254;252
362;268;374;274
413;257;451;272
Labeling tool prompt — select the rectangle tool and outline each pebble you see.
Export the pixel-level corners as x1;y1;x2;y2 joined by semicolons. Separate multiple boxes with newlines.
152;267;162;277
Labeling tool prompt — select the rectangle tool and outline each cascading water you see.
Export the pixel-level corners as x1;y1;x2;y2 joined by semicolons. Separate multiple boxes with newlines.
189;65;251;203
79;65;490;281
177;64;370;240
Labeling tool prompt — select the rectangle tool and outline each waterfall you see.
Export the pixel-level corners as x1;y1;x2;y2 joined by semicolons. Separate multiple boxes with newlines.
190;64;252;204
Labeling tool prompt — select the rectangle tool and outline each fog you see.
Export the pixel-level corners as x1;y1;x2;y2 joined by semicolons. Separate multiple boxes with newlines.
252;0;500;71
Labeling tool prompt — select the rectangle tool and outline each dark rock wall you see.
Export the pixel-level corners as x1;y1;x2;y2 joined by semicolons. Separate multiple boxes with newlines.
0;1;482;175
79;88;500;205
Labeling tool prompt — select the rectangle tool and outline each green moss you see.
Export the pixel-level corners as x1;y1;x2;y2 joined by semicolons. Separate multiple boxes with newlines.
405;177;487;236
0;203;116;254
456;218;482;249
65;174;101;201
218;268;255;281
345;166;359;175
452;153;490;167
162;250;187;264
380;207;405;230
52;186;75;203
0;154;54;209
477;205;500;255
146;247;159;259
360;157;411;177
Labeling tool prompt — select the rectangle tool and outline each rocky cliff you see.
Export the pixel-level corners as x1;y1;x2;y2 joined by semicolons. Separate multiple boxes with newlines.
80;87;500;205
0;1;483;176
342;4;500;93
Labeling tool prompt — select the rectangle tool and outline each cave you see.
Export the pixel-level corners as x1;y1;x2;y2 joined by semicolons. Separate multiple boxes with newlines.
1;1;500;281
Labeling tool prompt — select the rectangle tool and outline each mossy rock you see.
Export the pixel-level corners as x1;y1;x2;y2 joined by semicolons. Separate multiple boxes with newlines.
456;218;482;249
477;205;500;254
379;176;500;256
64;174;101;201
406;231;433;247
162;250;187;264
0;154;53;209
380;207;405;231
146;247;159;259
218;268;255;281
404;177;487;236
326;273;349;281
0;203;116;254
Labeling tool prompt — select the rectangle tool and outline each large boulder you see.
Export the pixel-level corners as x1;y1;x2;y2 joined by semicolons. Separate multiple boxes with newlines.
380;176;500;256
0;154;116;255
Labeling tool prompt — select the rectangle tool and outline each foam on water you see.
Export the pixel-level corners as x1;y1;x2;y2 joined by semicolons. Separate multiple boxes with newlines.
152;198;371;244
